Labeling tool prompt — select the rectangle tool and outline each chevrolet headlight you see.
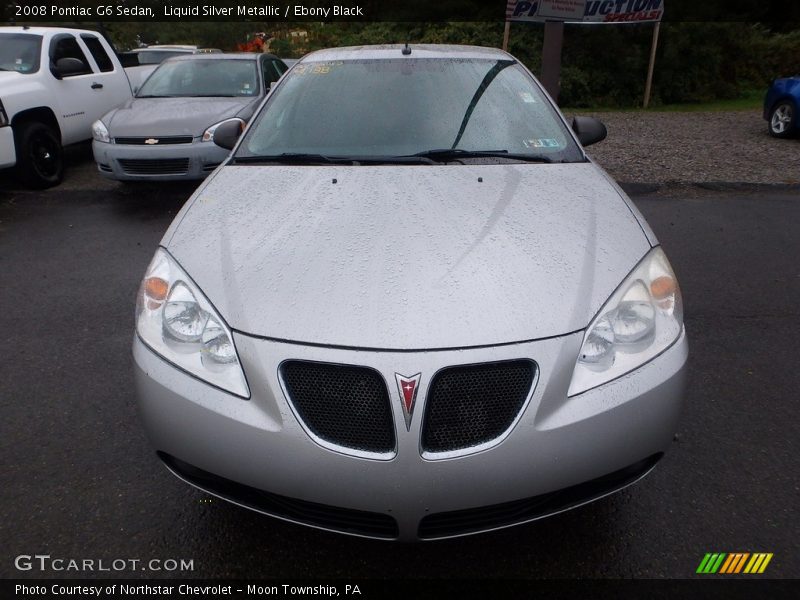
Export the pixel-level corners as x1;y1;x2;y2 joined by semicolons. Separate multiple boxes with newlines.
135;248;249;398
92;120;110;143
202;118;244;142
568;247;684;396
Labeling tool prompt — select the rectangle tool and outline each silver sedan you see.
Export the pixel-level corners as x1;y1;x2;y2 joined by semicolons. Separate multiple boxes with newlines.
92;53;287;181
134;44;687;541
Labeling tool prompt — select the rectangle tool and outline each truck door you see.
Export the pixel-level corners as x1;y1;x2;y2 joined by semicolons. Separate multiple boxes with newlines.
79;34;133;112
48;34;97;144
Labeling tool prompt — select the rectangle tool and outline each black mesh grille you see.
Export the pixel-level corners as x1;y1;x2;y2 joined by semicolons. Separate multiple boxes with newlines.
114;136;193;145
422;360;536;453
118;158;189;175
281;361;395;454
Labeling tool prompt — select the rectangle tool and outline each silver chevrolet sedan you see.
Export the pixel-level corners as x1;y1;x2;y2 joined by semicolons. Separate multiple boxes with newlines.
92;53;287;181
134;45;687;541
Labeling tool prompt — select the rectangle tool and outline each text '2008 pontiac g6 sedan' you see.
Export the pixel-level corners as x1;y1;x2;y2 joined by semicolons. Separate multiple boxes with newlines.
133;44;688;541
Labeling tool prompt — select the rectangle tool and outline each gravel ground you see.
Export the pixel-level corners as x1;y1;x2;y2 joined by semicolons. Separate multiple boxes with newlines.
579;109;800;185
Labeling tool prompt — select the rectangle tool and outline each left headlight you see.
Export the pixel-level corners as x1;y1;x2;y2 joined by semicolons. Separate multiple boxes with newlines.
135;248;250;398
568;247;683;397
202;117;244;143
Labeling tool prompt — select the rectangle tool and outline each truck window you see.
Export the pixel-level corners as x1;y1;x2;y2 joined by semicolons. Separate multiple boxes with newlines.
50;36;92;77
0;33;42;74
81;35;114;72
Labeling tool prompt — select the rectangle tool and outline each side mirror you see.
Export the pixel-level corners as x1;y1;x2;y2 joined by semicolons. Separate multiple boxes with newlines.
213;119;244;151
571;116;607;147
53;57;88;78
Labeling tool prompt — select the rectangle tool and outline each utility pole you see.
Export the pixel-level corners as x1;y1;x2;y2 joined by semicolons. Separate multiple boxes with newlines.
540;21;565;103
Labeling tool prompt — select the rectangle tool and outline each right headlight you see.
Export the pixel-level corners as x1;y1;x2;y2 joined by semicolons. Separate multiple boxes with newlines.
568;247;683;397
135;248;249;398
91;120;110;143
202;117;244;143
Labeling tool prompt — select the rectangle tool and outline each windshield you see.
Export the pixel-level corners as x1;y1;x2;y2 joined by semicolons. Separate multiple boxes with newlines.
135;50;192;65
137;59;258;98
237;57;583;163
0;34;42;74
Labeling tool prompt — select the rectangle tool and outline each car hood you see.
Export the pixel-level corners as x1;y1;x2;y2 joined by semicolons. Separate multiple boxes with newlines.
165;163;651;350
105;96;254;138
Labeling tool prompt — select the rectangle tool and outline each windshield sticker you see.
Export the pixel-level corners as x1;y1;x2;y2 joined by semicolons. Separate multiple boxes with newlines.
519;91;537;103
293;63;341;75
524;138;561;149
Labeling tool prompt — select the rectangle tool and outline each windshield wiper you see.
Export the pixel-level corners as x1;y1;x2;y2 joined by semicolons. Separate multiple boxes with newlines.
408;149;553;163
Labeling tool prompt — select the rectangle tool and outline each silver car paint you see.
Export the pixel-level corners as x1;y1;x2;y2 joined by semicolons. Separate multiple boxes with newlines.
136;44;687;540
93;98;252;181
165;163;651;349
134;328;687;541
105;96;255;138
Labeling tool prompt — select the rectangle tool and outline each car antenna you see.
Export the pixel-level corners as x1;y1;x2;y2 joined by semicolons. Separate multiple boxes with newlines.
402;43;411;56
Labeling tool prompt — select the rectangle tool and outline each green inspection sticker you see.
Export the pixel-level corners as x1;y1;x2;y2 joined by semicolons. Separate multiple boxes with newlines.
524;138;561;149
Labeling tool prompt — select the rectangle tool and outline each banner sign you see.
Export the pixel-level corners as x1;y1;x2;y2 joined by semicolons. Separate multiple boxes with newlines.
506;0;665;23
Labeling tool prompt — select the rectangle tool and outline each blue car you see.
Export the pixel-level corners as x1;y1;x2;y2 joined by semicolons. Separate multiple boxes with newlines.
764;75;800;138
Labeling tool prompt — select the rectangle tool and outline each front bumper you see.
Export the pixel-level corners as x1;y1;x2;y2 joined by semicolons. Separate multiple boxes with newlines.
92;139;230;181
0;126;16;169
134;329;688;541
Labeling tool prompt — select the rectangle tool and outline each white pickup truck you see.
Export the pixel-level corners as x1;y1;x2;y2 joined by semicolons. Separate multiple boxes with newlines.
0;26;134;188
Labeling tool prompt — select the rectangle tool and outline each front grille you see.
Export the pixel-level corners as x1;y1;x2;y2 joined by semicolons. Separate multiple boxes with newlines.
418;454;662;539
421;360;536;454
159;453;398;539
114;136;193;145
118;158;189;175
281;361;395;455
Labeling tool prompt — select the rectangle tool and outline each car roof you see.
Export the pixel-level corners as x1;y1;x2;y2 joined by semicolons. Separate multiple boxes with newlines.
0;26;107;37
301;44;513;63
133;47;195;53
163;52;280;62
142;44;198;50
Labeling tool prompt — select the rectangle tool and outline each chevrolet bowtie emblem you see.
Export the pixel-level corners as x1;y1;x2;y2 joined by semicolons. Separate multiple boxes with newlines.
144;138;159;145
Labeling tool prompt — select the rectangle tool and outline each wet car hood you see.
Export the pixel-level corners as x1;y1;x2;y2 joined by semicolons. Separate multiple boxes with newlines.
105;96;254;138
165;163;651;350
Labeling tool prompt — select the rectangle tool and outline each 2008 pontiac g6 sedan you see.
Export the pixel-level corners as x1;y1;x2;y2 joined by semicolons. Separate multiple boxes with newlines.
134;45;687;541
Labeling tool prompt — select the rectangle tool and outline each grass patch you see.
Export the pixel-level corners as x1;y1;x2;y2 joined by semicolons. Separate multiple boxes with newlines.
564;89;764;113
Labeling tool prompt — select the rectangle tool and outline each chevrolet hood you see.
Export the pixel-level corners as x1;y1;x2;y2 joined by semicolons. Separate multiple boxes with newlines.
165;163;651;350
105;96;253;138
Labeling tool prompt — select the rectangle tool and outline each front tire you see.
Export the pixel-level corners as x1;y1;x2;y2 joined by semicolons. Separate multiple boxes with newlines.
768;100;797;138
14;121;64;188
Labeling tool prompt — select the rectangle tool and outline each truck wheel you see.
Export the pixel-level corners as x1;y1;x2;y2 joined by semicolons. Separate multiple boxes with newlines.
15;121;64;188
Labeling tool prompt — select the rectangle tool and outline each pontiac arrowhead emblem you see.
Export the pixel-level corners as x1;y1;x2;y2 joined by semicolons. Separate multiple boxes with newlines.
144;138;159;145
395;372;421;430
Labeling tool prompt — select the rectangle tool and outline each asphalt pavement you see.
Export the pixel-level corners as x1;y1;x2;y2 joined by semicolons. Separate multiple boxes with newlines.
1;149;798;579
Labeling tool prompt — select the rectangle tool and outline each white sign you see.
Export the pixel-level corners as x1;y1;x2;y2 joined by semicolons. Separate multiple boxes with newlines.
505;0;664;23
537;0;587;21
